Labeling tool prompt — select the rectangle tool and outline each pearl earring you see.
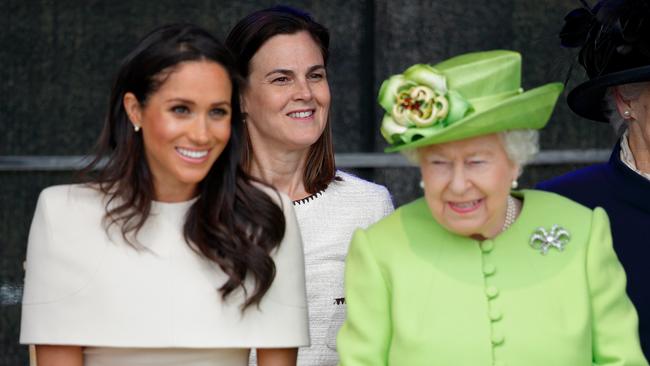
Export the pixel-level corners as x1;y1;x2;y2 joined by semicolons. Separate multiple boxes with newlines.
419;180;425;189
511;179;518;189
134;125;141;132
623;110;632;118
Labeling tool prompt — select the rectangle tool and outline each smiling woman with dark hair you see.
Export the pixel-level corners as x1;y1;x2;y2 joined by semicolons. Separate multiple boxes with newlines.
226;6;393;366
19;23;308;366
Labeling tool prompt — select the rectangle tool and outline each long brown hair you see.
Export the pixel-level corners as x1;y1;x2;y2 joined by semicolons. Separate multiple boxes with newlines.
82;24;285;309
226;6;337;194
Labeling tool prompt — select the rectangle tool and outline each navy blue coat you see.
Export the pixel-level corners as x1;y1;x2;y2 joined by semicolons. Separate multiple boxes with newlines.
538;140;650;358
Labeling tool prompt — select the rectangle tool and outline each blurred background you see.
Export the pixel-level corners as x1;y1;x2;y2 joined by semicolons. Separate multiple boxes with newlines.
0;0;614;364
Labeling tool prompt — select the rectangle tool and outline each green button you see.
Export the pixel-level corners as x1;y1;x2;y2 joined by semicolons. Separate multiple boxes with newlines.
481;240;494;253
486;286;499;299
491;331;505;345
483;263;496;276
489;308;502;321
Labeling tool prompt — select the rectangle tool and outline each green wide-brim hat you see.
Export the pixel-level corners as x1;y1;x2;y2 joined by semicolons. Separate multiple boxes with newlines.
378;50;563;152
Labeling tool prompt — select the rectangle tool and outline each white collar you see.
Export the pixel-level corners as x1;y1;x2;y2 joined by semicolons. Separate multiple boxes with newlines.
620;130;650;181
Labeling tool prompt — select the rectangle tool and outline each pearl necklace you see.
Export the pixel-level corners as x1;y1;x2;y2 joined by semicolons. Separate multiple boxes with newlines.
501;195;517;232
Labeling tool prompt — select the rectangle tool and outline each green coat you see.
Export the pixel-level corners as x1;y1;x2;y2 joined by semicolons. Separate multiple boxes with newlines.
337;190;647;366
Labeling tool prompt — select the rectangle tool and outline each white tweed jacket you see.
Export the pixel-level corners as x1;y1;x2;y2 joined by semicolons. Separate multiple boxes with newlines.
292;171;393;366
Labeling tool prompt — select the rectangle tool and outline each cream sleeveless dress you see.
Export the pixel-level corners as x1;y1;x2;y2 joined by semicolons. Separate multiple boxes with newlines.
20;184;309;366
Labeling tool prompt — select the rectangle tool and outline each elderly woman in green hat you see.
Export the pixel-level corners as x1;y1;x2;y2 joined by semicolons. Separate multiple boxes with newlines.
336;50;647;366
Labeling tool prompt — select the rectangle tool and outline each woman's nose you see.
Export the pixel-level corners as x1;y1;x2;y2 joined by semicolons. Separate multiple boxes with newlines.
187;116;210;145
449;165;470;193
292;78;313;101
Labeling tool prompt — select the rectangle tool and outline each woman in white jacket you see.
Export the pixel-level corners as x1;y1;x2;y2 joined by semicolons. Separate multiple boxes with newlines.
226;6;394;366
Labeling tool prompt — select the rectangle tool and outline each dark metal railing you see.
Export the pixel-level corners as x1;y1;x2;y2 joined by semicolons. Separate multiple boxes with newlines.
0;150;610;171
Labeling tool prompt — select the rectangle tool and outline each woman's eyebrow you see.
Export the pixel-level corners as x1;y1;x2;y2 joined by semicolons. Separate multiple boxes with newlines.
265;65;325;78
264;69;294;78
307;65;326;73
165;98;195;105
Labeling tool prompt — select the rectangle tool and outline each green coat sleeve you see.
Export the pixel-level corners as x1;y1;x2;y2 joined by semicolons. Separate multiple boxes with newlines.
337;228;391;366
588;207;648;366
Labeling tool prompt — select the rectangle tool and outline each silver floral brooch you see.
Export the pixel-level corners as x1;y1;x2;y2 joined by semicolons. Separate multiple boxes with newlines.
529;225;570;255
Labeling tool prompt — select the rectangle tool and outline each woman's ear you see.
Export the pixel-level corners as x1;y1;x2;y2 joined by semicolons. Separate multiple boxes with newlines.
511;161;522;182
612;86;635;120
123;92;143;128
240;93;248;119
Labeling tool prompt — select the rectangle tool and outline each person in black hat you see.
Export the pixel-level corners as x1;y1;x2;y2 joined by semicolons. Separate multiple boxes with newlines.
538;0;650;357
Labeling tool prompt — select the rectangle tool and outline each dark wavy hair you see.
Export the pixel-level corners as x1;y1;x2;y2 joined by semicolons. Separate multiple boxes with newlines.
226;6;338;194
82;23;286;309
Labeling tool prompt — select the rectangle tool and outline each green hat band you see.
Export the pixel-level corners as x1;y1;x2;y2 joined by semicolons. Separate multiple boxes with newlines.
378;50;563;152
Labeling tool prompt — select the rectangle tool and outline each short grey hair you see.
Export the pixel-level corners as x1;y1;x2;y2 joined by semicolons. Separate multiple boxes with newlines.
401;147;420;165
404;129;539;176
603;82;650;136
500;129;539;175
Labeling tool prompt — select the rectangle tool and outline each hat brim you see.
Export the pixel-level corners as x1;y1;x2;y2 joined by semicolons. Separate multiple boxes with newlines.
385;82;563;152
567;65;650;123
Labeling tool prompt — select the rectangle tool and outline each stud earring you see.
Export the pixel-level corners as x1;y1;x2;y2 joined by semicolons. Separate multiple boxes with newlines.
511;179;518;189
623;110;632;119
134;125;141;132
419;180;425;189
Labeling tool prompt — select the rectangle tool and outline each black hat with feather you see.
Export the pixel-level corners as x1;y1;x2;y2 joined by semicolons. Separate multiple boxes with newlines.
561;0;650;122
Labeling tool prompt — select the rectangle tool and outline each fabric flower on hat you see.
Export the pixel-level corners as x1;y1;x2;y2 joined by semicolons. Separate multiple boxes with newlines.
378;64;472;146
376;50;563;152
